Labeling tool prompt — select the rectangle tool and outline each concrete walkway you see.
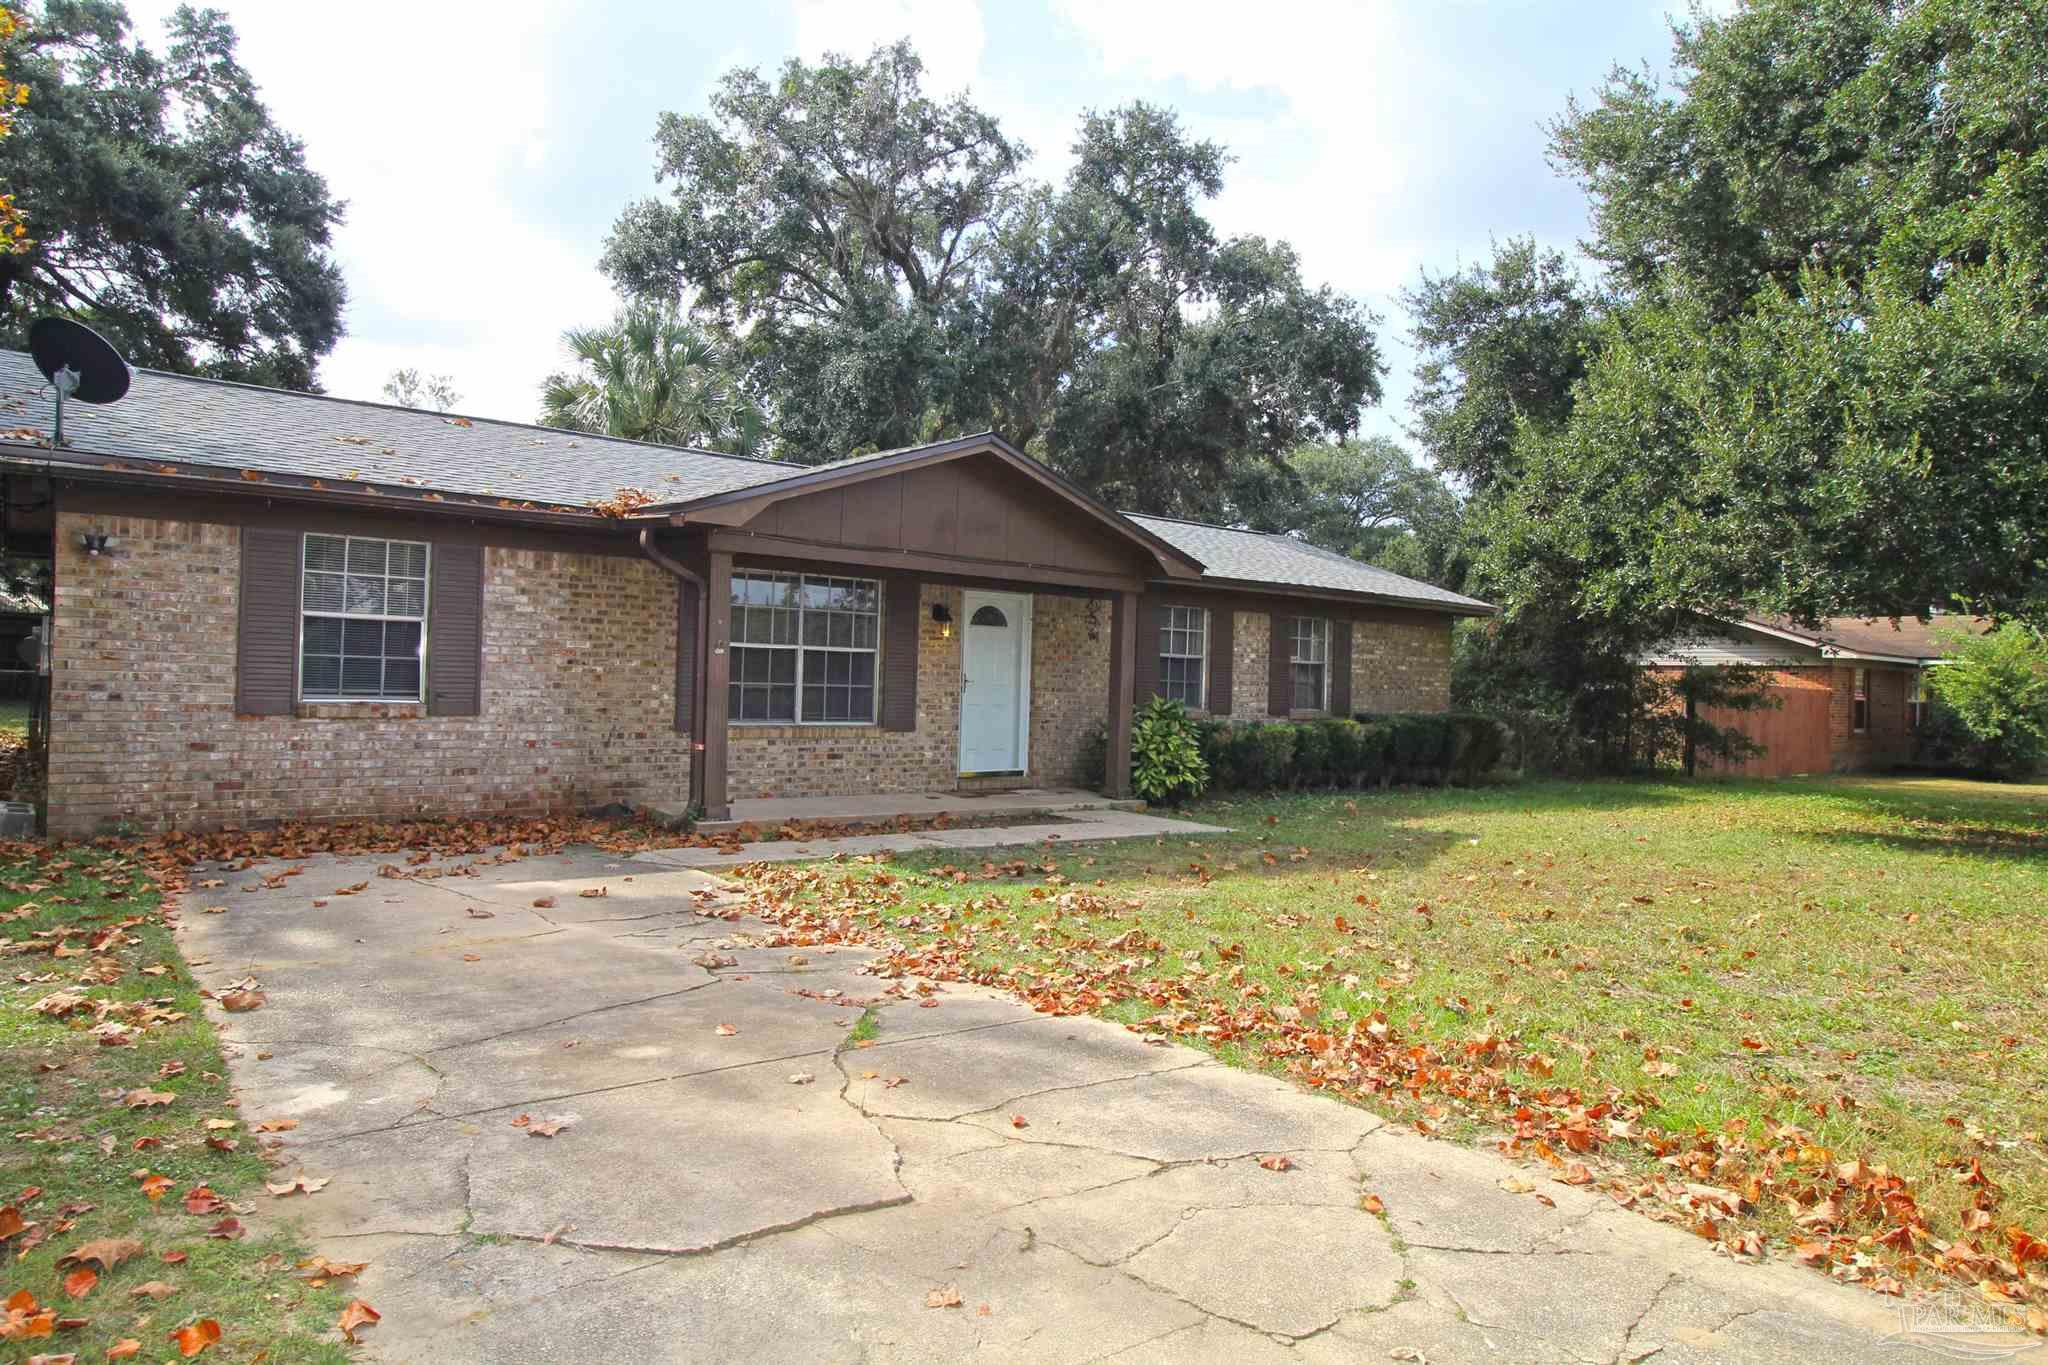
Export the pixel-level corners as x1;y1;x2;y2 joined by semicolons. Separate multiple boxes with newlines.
636;807;1227;868
694;786;1141;835
180;847;1943;1364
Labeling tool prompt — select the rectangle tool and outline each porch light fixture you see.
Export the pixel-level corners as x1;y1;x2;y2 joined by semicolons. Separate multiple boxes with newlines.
79;531;114;556
930;602;953;638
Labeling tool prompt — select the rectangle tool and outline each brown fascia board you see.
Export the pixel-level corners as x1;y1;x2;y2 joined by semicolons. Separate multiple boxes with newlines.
1157;574;1499;618
0;441;620;531
648;432;1207;578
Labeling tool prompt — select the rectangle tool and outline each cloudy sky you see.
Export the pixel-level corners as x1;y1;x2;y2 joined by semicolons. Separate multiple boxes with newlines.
122;0;1698;445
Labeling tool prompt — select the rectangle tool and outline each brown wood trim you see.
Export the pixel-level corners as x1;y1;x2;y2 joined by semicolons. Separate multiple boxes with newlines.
665;433;1205;578
56;481;647;557
1106;591;1137;797
701;550;733;820
1210;604;1234;715
235;527;300;716
13;447;615;531
706;529;1145;593
1146;575;1493;618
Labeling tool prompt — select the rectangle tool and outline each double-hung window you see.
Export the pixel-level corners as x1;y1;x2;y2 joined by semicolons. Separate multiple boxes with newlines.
1908;670;1928;731
300;534;428;702
1289;616;1329;712
1158;606;1208;709
1851;667;1870;733
728;572;880;724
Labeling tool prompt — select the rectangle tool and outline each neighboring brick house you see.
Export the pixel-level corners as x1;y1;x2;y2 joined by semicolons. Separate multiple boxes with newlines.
1642;615;1988;777
0;349;1491;835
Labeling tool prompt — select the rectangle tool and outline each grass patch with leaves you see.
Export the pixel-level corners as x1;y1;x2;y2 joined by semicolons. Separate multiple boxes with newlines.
739;776;2048;1323
0;844;356;1362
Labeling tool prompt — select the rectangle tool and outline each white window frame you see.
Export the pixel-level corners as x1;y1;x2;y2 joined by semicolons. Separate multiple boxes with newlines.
728;571;882;726
298;533;429;704
1851;666;1870;733
1158;605;1208;710
1289;616;1329;713
1908;668;1929;731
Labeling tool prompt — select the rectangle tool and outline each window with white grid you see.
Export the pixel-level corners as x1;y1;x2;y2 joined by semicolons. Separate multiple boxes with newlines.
1157;606;1207;708
728;572;880;723
300;534;428;702
1289;616;1328;712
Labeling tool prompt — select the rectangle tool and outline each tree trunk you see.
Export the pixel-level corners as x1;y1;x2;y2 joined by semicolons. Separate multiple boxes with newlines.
1683;693;1698;778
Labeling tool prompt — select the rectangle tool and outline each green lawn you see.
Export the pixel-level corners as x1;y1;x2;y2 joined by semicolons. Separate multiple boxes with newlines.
742;776;2048;1308
0;845;353;1362
0;699;26;740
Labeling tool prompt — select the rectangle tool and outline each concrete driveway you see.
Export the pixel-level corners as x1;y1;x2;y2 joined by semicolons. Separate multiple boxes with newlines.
182;845;1925;1363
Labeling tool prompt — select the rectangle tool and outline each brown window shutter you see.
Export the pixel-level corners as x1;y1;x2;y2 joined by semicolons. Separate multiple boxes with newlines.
1132;596;1162;702
880;576;920;731
236;527;301;715
1330;620;1353;716
427;543;483;716
1208;606;1232;715
674;577;699;736
1268;613;1292;716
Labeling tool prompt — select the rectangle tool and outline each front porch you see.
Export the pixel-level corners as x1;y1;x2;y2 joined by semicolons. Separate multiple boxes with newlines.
691;785;1142;835
640;438;1201;821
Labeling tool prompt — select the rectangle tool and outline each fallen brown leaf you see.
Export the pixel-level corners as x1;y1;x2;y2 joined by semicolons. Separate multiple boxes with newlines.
337;1299;380;1344
169;1318;220;1356
924;1285;963;1309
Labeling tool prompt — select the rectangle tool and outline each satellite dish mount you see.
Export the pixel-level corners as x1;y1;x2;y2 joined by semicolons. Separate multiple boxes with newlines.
28;317;131;446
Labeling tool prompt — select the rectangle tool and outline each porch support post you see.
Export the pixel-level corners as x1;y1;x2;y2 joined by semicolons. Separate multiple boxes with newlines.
1106;589;1137;798
701;549;733;820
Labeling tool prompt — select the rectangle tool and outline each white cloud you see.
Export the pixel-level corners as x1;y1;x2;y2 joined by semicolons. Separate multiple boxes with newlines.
118;0;615;422
792;0;988;96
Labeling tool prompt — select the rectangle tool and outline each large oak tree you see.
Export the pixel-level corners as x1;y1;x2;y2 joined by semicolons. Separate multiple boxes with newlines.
0;1;345;389
601;41;1380;515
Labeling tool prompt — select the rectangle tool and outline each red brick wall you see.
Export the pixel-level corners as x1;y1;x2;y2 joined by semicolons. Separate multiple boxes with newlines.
1828;663;1916;772
48;509;687;835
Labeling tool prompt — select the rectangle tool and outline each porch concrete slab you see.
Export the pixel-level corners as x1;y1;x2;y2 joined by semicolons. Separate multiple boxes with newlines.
632;808;1229;868
699;785;1141;833
175;845;1960;1365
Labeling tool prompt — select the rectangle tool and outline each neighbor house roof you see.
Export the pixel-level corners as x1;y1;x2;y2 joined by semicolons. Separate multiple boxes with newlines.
0;348;1491;614
1739;614;1990;664
1127;515;1494;615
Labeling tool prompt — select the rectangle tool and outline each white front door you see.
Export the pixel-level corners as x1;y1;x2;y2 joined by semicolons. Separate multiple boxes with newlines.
958;590;1031;774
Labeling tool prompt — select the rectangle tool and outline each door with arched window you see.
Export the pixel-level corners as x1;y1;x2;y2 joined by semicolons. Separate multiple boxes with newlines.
958;590;1032;773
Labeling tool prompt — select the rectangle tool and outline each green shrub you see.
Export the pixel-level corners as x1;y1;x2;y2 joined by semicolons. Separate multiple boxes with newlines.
1320;718;1365;786
1130;697;1209;803
1923;624;2048;778
1291;719;1331;787
1241;723;1296;790
1355;720;1393;786
1453;714;1509;783
1196;720;1236;788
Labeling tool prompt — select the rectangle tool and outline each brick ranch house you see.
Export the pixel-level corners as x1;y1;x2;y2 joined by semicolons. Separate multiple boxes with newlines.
1641;614;1988;777
0;349;1492;836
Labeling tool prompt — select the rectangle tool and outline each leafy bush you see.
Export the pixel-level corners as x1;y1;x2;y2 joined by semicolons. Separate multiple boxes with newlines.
1244;723;1297;790
1320;718;1365;785
1197;720;1237;789
1291;719;1331;787
1130;697;1209;803
1923;624;2048;778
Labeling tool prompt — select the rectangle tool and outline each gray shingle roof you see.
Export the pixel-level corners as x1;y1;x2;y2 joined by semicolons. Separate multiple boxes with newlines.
0;348;1492;614
1127;514;1493;614
0;349;799;508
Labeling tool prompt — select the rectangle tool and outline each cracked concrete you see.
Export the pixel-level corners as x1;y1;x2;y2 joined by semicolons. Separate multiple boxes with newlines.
182;846;1958;1363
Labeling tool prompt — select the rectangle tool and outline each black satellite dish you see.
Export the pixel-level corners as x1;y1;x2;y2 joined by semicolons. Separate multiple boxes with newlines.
28;317;130;445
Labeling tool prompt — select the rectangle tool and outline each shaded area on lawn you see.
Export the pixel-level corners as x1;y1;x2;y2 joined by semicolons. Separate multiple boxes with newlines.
740;775;2048;1323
